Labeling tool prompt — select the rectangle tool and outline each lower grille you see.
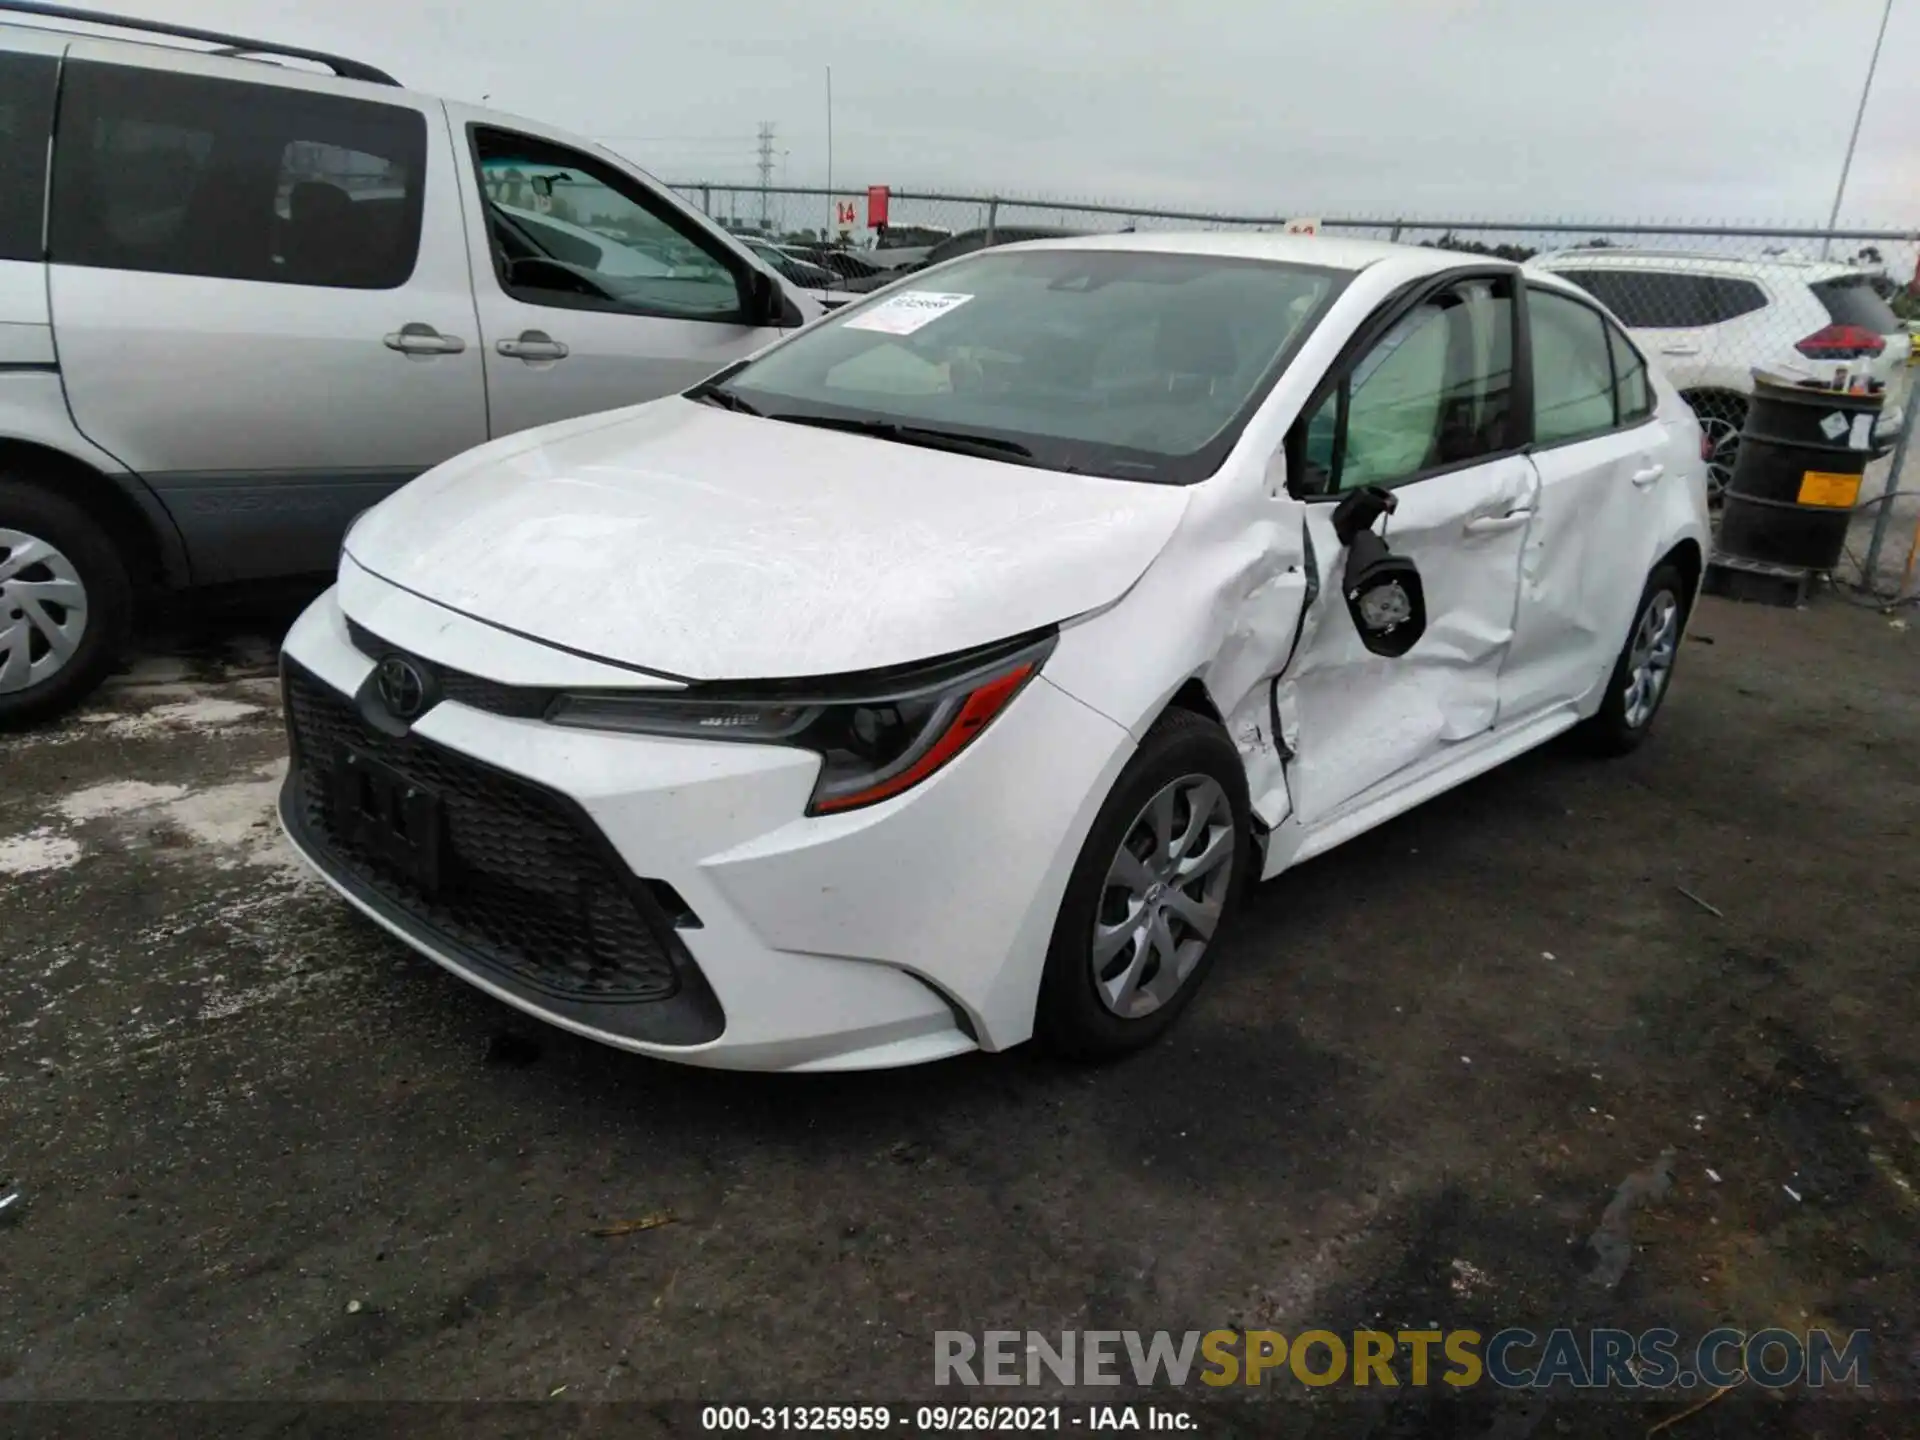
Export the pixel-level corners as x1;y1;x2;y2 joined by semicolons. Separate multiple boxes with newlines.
283;662;686;1005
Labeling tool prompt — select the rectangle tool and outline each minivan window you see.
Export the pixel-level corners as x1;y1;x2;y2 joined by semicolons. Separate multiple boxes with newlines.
49;62;426;288
0;52;57;262
1530;287;1616;444
715;250;1346;485
1812;274;1901;334
473;127;744;321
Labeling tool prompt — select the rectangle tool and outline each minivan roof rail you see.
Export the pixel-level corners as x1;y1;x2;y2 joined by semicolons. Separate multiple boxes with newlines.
0;0;399;84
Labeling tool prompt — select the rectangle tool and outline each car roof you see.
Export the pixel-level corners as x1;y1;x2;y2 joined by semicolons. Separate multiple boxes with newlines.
0;13;398;86
998;229;1479;276
1533;249;1866;284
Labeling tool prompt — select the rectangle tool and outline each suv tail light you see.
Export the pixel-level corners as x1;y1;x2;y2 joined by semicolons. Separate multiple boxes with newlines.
1796;324;1886;360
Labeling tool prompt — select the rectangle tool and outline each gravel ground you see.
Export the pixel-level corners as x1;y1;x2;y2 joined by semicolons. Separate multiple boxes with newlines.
1;587;1916;1437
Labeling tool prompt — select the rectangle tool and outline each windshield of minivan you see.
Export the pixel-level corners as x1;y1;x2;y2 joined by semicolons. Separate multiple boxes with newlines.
711;249;1346;484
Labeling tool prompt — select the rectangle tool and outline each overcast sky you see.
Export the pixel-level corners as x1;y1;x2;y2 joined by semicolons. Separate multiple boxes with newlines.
88;0;1920;224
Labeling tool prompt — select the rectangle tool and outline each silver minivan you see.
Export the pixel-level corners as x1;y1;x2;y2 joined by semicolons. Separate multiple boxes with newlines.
0;2;823;725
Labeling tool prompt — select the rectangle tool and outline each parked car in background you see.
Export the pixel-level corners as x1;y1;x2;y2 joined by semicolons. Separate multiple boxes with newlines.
741;237;841;290
1533;250;1911;498
838;226;1091;293
787;245;885;283
281;233;1709;1071
0;3;825;727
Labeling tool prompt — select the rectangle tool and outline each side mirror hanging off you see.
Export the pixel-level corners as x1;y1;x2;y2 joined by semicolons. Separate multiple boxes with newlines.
1330;486;1427;659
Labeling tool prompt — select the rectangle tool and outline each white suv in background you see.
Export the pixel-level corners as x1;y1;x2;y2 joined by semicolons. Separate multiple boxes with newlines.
1533;250;1911;497
0;3;825;728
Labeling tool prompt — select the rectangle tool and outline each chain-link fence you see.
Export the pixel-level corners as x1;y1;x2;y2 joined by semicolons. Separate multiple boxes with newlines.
673;182;1920;600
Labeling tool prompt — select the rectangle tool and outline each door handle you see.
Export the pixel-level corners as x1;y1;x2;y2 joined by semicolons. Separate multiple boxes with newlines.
1660;344;1699;356
383;322;466;356
497;330;571;362
1631;463;1665;488
1463;509;1534;535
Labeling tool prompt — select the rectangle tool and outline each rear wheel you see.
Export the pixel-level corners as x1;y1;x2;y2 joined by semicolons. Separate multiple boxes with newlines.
1579;563;1686;757
0;479;132;730
1036;708;1250;1060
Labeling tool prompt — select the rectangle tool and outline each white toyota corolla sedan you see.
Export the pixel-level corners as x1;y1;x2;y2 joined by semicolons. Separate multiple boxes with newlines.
279;233;1710;1071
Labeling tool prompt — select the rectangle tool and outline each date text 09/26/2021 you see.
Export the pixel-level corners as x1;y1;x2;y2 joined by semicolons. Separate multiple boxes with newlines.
701;1406;1192;1432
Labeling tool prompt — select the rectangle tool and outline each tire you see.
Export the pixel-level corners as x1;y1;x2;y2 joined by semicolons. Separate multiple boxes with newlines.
1683;392;1746;506
1578;563;1687;757
1036;707;1251;1060
0;478;133;730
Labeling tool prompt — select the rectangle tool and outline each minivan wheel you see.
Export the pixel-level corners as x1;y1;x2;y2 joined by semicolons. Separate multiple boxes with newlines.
1036;707;1250;1060
0;480;132;730
1579;563;1686;757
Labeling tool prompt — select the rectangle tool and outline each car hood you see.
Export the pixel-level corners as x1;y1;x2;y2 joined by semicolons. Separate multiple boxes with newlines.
344;399;1192;680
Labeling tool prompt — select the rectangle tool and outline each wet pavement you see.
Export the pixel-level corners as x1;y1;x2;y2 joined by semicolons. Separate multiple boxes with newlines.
1;586;1916;1436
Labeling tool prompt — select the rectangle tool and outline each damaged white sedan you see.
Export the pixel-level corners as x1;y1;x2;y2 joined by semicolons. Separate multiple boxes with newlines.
278;233;1710;1070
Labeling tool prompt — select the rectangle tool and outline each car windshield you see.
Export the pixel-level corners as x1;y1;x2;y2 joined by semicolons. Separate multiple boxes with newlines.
714;249;1347;484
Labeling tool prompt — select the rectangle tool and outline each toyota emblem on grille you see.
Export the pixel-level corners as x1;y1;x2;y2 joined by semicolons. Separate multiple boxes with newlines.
376;656;428;719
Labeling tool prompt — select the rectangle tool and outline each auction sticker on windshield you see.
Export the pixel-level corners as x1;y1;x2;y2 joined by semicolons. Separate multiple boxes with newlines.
842;291;974;336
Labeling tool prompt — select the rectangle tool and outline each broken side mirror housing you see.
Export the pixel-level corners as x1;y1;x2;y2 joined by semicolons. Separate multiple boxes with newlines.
1331;486;1427;659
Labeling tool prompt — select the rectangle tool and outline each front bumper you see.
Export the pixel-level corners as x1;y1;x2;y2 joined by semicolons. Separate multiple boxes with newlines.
277;580;1134;1071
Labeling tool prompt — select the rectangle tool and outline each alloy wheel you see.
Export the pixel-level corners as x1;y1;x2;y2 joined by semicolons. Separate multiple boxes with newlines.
0;528;90;695
1698;414;1741;503
1091;773;1237;1019
1621;589;1679;730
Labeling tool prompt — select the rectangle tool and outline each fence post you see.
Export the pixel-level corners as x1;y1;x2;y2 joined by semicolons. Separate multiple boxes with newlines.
1860;377;1919;591
986;198;998;248
1389;220;1404;242
699;185;711;216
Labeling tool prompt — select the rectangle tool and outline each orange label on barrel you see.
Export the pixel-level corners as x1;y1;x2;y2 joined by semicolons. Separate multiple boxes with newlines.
1797;471;1861;508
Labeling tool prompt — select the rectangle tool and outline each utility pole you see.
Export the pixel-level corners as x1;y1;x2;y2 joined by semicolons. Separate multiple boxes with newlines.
756;121;776;233
1822;0;1894;258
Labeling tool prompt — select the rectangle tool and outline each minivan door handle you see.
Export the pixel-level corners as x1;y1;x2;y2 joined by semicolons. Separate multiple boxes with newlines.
497;330;571;362
1660;343;1700;357
1631;463;1665;487
383;322;467;356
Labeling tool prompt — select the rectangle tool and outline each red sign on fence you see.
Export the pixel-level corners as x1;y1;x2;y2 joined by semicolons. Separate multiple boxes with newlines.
867;185;890;229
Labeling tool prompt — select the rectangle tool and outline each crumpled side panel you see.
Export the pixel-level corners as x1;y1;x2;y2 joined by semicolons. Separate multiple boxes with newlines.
1042;498;1311;833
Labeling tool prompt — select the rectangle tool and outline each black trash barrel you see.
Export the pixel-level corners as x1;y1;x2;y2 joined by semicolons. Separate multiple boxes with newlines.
1717;375;1885;570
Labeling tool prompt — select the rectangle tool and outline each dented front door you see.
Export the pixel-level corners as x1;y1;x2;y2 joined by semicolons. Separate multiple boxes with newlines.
1277;454;1538;827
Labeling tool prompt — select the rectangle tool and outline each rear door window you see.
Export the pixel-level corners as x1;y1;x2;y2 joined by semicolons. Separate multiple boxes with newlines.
0;52;58;261
1812;275;1901;333
50;61;427;288
1552;268;1765;328
1606;321;1652;425
1529;287;1617;445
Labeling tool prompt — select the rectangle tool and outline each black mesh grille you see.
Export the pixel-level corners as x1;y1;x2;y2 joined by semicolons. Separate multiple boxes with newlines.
346;619;553;719
283;662;684;1004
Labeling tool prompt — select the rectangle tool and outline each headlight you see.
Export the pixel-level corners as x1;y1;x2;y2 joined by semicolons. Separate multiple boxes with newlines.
545;633;1055;815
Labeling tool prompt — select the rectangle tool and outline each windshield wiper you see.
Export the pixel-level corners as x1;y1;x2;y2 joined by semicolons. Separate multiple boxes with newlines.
766;413;1035;462
686;383;762;416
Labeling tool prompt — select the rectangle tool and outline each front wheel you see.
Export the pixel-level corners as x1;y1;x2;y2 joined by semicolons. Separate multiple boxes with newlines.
1036;708;1250;1060
0;479;133;730
1579;563;1687;757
